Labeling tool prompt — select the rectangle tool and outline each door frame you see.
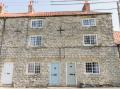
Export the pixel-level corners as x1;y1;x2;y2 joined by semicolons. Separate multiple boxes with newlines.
49;62;61;86
66;62;77;86
1;62;14;85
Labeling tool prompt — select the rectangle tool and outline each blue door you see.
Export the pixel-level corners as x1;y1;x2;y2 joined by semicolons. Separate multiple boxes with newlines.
67;63;76;86
50;63;60;85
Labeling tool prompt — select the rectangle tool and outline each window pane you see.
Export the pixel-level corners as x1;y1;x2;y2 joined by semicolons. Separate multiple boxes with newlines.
90;19;95;26
28;63;34;74
36;36;41;46
83;20;90;25
32;20;43;28
86;63;92;73
84;35;97;45
91;36;96;44
84;36;90;44
30;36;42;46
31;37;36;46
93;62;99;73
37;21;43;27
32;21;35;27
82;19;96;26
35;63;40;73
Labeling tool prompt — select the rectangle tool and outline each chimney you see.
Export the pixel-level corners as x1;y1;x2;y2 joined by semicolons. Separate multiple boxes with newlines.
82;0;90;12
28;0;34;13
0;3;4;14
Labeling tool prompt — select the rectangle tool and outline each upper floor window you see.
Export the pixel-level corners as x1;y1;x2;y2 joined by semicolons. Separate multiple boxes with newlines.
86;62;100;74
31;19;43;28
27;62;41;75
82;18;96;27
29;36;42;47
83;34;97;46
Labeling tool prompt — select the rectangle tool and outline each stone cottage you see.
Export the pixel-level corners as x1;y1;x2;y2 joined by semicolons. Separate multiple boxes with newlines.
0;0;120;88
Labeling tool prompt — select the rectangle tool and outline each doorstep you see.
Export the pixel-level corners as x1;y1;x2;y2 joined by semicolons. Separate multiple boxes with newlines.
0;87;120;89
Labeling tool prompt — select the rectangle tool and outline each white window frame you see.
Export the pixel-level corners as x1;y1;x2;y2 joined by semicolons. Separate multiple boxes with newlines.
83;34;98;46
82;18;96;27
28;35;43;47
26;62;41;75
85;62;100;74
31;19;44;28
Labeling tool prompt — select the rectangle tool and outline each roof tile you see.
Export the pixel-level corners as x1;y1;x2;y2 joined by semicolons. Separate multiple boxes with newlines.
0;11;111;18
114;31;120;44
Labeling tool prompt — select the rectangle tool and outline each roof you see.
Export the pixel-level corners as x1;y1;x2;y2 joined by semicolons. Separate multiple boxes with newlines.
114;31;120;44
0;11;111;18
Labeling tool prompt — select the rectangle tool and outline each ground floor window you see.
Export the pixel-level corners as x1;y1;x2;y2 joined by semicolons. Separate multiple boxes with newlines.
86;62;100;74
27;62;40;74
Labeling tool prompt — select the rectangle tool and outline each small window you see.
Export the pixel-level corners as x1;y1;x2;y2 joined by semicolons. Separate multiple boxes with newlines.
82;18;96;27
84;34;97;46
31;19;43;28
86;62;100;74
29;36;42;47
27;63;40;74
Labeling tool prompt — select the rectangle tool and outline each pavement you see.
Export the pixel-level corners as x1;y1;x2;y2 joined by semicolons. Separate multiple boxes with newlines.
0;87;120;89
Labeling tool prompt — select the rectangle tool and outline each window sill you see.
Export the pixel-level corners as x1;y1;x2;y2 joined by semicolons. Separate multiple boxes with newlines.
29;46;43;47
83;44;98;47
27;46;46;49
30;27;43;29
85;73;100;76
26;73;40;76
82;26;96;27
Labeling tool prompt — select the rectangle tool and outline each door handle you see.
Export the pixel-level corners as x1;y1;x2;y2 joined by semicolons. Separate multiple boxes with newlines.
69;74;75;76
7;73;10;75
52;74;57;76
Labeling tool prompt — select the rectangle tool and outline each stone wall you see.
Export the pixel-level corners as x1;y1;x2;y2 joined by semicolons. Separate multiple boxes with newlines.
0;14;120;87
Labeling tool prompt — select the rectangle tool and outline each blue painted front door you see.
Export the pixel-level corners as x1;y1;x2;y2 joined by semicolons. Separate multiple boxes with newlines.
67;63;76;86
50;63;60;85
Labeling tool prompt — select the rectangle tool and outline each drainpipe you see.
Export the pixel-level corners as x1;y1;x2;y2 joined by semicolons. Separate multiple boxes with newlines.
0;18;6;55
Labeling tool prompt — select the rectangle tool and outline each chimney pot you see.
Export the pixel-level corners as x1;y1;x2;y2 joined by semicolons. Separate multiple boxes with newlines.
0;3;4;14
82;0;90;12
28;0;34;13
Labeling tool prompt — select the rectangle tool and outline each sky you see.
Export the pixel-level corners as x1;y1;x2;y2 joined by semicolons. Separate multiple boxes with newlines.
0;0;119;31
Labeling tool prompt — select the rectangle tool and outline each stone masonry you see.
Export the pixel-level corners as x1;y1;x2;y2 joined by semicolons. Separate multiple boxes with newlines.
0;13;120;88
